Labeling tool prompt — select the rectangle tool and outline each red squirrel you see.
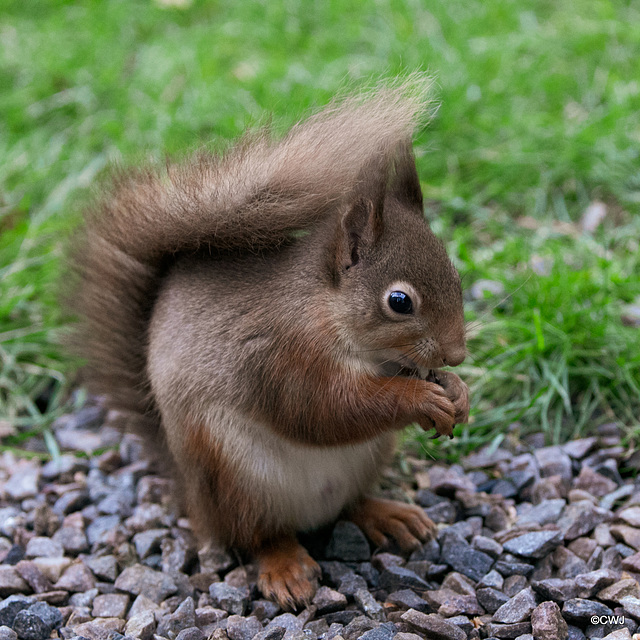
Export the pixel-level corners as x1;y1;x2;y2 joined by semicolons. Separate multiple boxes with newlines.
71;78;470;609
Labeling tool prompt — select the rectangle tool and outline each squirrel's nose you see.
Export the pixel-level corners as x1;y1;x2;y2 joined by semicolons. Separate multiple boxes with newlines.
442;346;466;367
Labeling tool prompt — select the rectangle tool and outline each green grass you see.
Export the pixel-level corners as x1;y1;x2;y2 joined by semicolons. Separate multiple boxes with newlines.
1;0;639;456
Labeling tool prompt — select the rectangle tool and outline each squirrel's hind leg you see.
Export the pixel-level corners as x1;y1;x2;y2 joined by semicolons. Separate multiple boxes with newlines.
347;497;436;552
255;535;321;610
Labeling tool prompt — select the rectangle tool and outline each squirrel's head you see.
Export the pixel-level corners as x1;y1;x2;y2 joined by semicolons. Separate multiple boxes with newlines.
326;144;466;377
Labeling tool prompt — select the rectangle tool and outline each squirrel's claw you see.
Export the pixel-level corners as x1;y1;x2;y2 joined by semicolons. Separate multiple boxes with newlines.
349;497;437;552
256;538;320;611
435;370;470;425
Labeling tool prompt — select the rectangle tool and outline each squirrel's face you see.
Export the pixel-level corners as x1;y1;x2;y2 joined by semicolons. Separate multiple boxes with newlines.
329;189;466;378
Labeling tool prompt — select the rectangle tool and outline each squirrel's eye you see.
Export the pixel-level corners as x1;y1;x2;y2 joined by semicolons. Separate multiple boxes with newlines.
388;291;413;314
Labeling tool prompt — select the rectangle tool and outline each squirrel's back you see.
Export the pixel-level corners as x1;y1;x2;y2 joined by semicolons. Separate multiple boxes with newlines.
69;76;432;438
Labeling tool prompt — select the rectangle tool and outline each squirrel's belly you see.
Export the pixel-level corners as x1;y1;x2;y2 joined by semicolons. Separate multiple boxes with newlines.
203;407;395;532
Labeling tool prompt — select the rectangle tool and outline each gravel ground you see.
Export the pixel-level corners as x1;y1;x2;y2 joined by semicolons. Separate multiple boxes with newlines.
2;406;640;640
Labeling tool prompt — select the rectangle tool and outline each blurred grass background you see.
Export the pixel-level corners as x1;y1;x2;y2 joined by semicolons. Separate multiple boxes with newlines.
1;0;639;457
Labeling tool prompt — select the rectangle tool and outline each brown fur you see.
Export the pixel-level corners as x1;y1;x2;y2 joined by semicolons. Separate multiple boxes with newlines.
70;76;471;608
69;76;432;434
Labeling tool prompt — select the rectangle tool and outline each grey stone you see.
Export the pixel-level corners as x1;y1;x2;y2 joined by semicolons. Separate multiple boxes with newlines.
491;479;519;499
567;626;586;640
473;535;503;558
354;589;385;621
429;465;476;495
531;578;579;602
69;587;98;608
157;597;196;638
503;575;529;597
0;626;18;640
250;599;281;621
83;555;118;582
534;446;572;484
52;527;89;555
385;589;430;613
359;625;395;640
319;561;354;586
563;438;598;459
516;500;566;526
40;454;88;480
208;583;249;616
55;561;96;592
562;598;613;623
341;615;376;639
462;445;511;469
378;566;427;592
133;529;169;559
425;502;457;524
115;564;177;603
124;611;156;640
304;619;328;636
161;535;197;574
224;614;263;640
96;491;134;517
531;602;568;640
553;547;588;579
86;515;121;546
4;461;39;501
312;587;347;614
573;467;617;497
620;596;640;620
0;567;35;598
52;490;90;516
441;533;494;581
557;501;611;541
174;628;205;640
597;579;640;604
400;610;466;640
197;546;235;574
477;588;510;614
503;531;564;559
252;628;286;640
0;595;32;627
266;613;302;634
25;537;63;559
11;610;50;640
478;569;505;590
25;602;62;629
92;594;129;618
483;622;532;638
441;571;476;596
337;572;367;598
493;587;538;624
575;569;618;598
495;559;534;578
322;610;358;626
325;521;370;562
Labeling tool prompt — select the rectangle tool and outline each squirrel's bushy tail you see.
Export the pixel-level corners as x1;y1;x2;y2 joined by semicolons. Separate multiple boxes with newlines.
70;75;432;430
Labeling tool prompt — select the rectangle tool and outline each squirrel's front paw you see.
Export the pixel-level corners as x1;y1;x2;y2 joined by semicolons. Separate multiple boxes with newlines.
417;381;456;437
436;370;470;424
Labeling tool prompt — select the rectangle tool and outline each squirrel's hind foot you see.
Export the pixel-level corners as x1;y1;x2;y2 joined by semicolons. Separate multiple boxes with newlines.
348;496;436;552
256;536;321;611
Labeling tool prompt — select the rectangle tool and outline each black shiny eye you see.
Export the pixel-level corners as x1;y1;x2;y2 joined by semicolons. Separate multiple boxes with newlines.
388;291;413;314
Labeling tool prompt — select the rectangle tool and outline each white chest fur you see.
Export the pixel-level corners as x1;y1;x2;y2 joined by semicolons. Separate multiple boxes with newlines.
202;406;394;531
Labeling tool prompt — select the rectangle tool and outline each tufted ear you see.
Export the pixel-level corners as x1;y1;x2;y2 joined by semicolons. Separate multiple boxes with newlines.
389;141;423;211
326;157;388;281
339;196;384;270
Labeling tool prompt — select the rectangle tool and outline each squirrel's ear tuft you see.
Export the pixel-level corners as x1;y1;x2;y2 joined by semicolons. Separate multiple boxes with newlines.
389;141;423;211
340;195;384;270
